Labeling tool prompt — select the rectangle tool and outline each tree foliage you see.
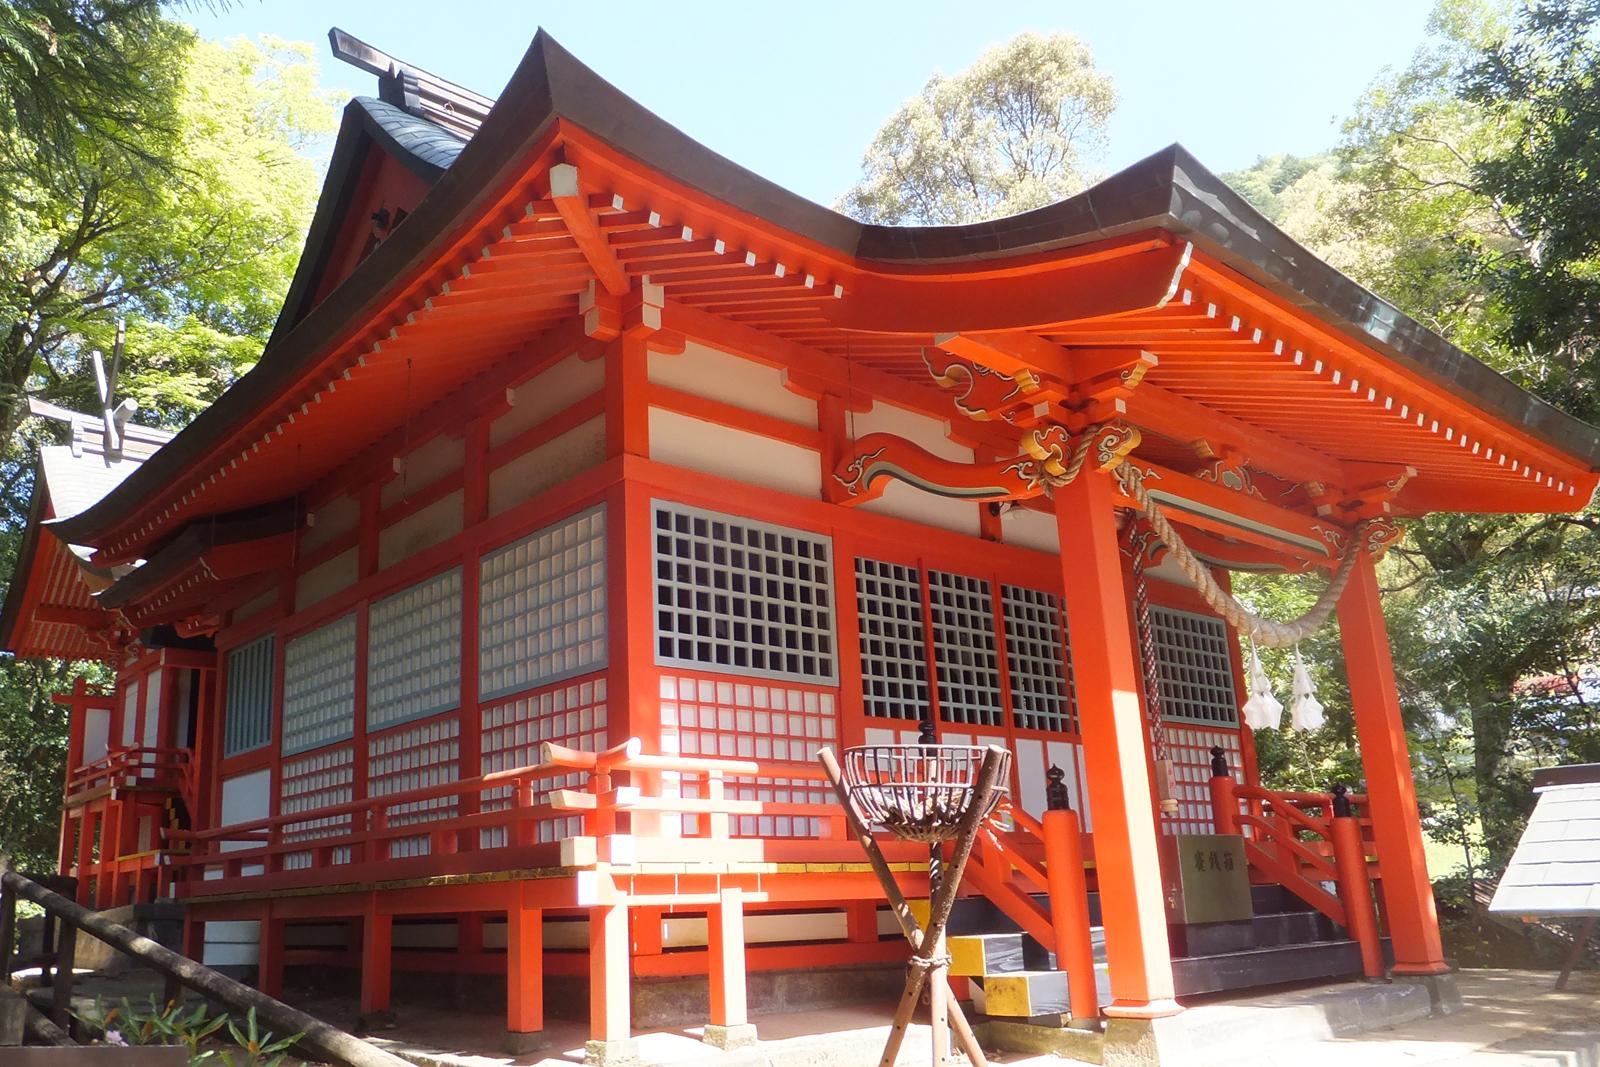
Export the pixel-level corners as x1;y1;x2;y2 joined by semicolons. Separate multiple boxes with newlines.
0;20;333;869
841;32;1116;224
1226;0;1600;868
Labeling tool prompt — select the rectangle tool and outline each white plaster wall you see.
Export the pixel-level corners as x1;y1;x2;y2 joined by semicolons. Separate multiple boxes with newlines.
202;919;260;967
294;547;358;613
83;708;109;764
231;588;278;625
850;400;980;536
378;490;465;570
218;768;271;854
301;493;359;556
648;408;822;498
1002;507;1059;554
491;353;601;448
382;435;465;510
487;415;606;517
648;341;818;425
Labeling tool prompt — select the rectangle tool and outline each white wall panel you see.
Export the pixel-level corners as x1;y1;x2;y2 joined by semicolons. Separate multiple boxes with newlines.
302;492;359;556
382;435;465;509
294;547;358;613
648;408;822;498
1001;507;1060;553
648;342;818;424
219;768;271;853
378;490;464;570
491;353;602;448
487;416;605;517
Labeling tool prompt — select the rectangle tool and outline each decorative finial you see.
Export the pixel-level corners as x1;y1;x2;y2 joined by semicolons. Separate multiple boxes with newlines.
1045;764;1071;811
917;719;937;747
1209;745;1230;778
1331;782;1353;818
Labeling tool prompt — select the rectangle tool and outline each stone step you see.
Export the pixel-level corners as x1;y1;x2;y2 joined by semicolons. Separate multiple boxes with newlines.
1171;938;1369;998
1171;909;1342;957
970;969;1071;1018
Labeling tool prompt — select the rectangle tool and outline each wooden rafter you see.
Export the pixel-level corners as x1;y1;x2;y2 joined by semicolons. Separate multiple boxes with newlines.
549;164;630;296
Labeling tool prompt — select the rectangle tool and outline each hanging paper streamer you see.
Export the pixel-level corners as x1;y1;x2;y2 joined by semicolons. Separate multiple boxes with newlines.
1290;646;1326;732
1241;643;1284;730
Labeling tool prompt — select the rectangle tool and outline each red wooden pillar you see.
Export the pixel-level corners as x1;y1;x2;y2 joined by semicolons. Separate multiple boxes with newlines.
360;902;393;1016
1337;549;1448;974
506;903;543;1037
706;888;747;1030
258;906;284;999
1053;474;1179;1018
589;900;630;1047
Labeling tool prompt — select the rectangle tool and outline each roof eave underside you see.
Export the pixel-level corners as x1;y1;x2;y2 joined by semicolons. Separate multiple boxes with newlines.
50;29;1600;556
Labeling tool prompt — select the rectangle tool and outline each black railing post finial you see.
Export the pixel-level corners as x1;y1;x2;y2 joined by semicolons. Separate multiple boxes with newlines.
1209;745;1230;779
1331;782;1354;819
1045;764;1072;811
917;719;937;747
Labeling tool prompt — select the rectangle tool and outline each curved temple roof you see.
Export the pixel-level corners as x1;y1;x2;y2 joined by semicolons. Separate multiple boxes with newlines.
45;29;1600;566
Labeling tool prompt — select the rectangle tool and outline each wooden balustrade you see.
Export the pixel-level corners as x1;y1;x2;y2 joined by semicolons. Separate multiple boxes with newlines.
65;745;193;801
1209;769;1383;978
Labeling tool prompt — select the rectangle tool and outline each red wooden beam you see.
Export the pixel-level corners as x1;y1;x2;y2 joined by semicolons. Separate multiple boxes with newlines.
550;164;630;297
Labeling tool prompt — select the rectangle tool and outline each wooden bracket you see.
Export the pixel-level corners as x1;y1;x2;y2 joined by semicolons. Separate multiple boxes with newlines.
550;163;630;296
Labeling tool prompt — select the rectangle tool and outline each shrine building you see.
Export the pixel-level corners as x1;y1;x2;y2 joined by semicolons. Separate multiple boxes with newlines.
5;25;1600;1065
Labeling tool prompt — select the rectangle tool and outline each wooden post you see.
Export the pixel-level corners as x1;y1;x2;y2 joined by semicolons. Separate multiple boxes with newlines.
707;888;747;1030
506;903;543;1038
1053;475;1180;1017
359;905;392;1017
1043;808;1098;1021
0;876;16;979
1555;916;1597;991
50;920;76;1026
3;870;412;1067
1329;789;1383;979
1209;747;1240;835
588;900;630;1048
1337;549;1449;975
258;909;283;1000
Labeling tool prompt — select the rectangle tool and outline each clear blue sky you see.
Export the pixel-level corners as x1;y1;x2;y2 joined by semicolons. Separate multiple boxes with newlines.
186;0;1440;207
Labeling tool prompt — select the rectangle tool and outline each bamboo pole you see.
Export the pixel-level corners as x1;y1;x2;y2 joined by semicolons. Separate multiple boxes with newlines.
0;870;412;1067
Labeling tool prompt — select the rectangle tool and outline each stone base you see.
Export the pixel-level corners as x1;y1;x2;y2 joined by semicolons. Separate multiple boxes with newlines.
976;1017;1104;1061
502;1029;550;1054
703;1022;758;1050
1102;1014;1193;1067
1392;970;1463;1016
584;1037;641;1066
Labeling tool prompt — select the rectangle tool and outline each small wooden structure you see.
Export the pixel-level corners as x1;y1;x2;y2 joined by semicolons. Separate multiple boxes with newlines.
1;23;1598;1065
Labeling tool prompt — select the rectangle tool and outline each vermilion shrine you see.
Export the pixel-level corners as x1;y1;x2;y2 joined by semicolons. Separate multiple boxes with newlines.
5;26;1599;1066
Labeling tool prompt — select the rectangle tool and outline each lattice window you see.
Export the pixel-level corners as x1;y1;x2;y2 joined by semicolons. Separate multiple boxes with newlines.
368;716;460;835
1148;607;1240;726
280;745;354;843
928;570;1002;727
368;567;461;731
1163;725;1243;836
652;501;835;684
658;673;835;838
855;558;929;721
479;506;606;701
282;615;357;755
479;675;608;845
223;635;275;757
1001;585;1076;733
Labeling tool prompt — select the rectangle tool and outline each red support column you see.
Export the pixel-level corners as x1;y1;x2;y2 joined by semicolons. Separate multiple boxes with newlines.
506;903;544;1041
1337;549;1448;974
360;903;393;1017
1053;474;1179;1018
258;907;283;1000
706;888;749;1041
588;901;631;1050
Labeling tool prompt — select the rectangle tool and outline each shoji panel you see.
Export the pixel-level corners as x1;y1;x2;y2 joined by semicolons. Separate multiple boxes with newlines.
1148;606;1240;727
854;558;928;722
927;570;1003;728
367;567;462;731
1000;585;1077;733
281;614;357;755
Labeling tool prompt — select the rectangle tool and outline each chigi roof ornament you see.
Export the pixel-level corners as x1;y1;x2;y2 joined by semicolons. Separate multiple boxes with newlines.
90;318;139;465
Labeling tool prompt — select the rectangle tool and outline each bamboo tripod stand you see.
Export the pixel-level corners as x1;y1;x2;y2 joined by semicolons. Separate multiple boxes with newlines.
818;745;1010;1067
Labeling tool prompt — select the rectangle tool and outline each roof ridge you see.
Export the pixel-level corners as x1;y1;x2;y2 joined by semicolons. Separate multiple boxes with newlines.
329;27;493;139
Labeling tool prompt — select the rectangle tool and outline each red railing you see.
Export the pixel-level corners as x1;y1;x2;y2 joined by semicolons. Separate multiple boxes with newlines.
169;739;855;886
66;746;195;808
964;796;1099;1019
1211;775;1383;977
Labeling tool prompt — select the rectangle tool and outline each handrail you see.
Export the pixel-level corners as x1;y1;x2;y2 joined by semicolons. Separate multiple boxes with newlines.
66;746;192;800
169;737;851;886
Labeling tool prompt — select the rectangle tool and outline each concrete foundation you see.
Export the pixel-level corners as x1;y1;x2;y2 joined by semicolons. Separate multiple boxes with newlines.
583;1037;641;1066
1102;1015;1192;1067
703;1022;758;1049
1392;970;1464;1016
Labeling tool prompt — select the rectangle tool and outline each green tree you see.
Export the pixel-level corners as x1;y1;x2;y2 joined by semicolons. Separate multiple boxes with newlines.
841;32;1116;224
0;24;335;869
